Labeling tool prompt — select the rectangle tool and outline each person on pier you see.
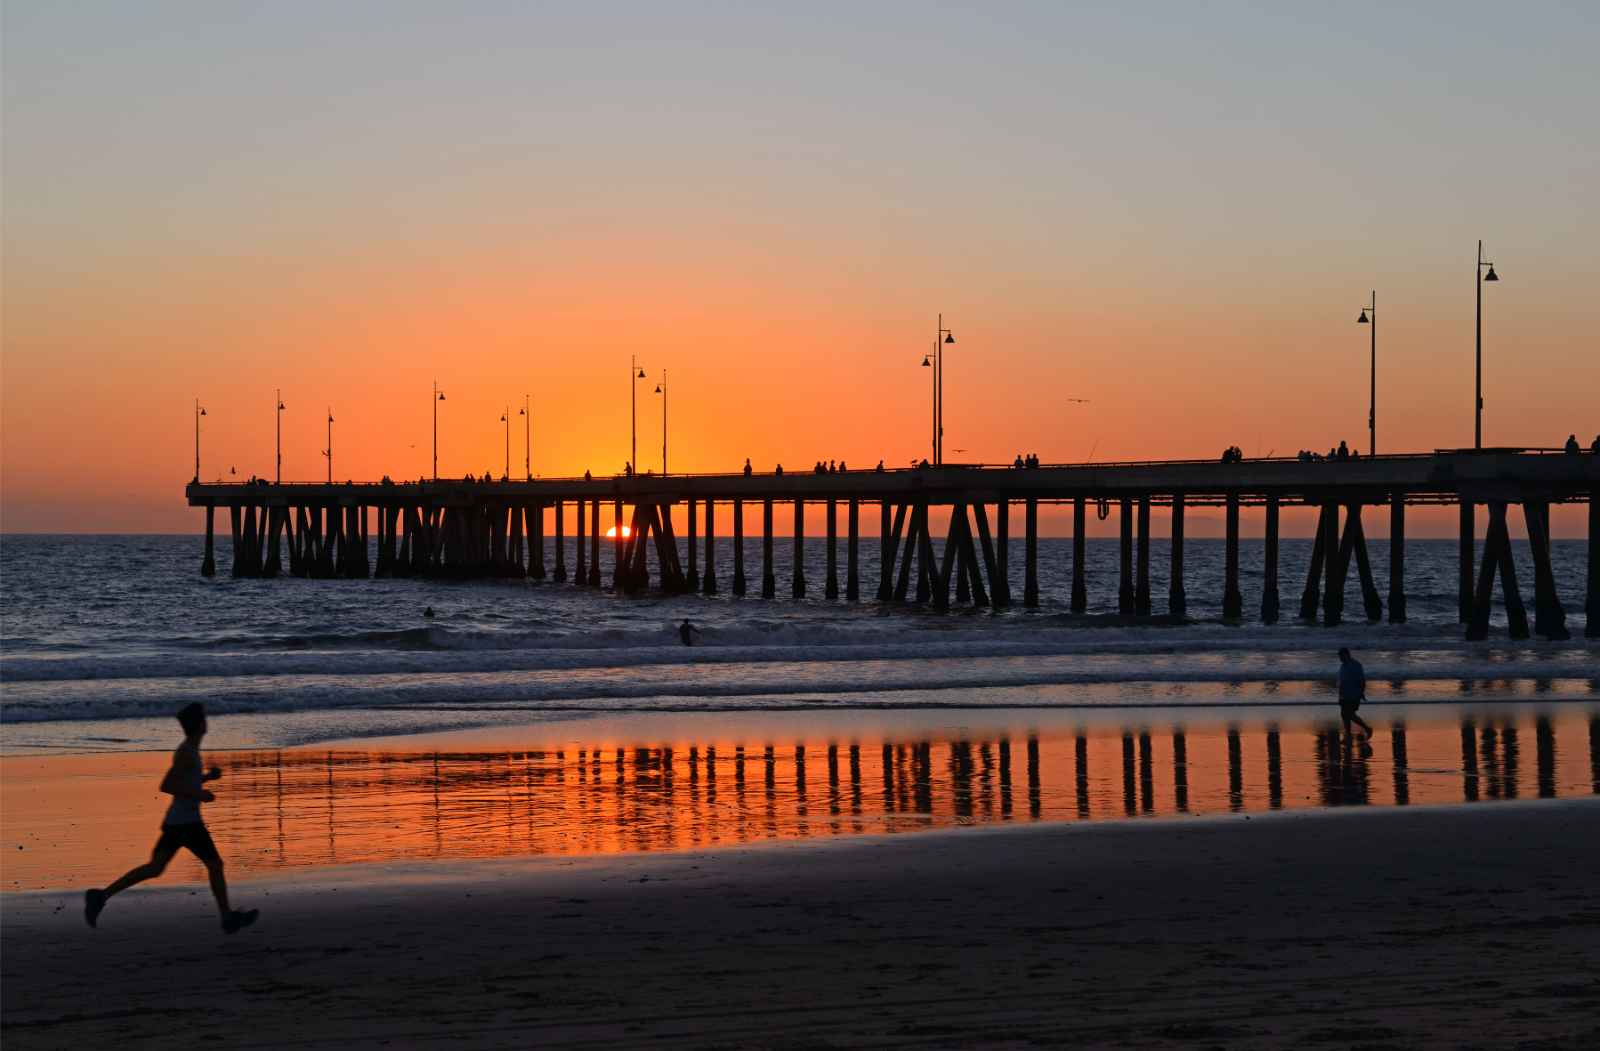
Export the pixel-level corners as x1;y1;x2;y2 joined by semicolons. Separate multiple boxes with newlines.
84;703;258;935
1564;434;1580;454
744;458;753;476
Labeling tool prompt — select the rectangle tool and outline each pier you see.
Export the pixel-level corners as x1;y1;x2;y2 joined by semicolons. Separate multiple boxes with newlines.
186;450;1600;640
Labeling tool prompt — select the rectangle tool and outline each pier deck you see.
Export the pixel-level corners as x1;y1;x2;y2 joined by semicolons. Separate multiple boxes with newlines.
185;450;1599;640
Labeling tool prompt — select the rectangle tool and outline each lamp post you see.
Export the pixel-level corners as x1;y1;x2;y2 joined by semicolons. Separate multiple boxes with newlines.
499;407;510;479
1357;292;1376;456
1474;240;1499;450
518;394;530;479
324;409;334;483
920;354;935;463
629;356;646;474
275;389;285;483
654;371;668;476
935;315;955;464
432;381;445;480
194;399;207;481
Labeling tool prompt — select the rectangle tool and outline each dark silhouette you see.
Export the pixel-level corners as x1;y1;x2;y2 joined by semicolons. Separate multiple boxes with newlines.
1564;434;1580;454
1337;441;1350;461
624;461;634;477
774;463;783;477
874;460;884;472
423;606;435;618
583;469;592;481
678;619;701;646
1337;648;1374;742
1592;434;1600;454
1014;454;1025;468
84;703;257;934
838;460;846;472
743;458;752;476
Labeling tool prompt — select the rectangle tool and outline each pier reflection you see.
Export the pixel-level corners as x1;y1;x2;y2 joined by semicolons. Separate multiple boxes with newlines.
5;710;1598;891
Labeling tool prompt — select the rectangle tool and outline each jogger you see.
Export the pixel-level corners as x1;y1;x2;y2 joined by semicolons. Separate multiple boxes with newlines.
85;702;258;934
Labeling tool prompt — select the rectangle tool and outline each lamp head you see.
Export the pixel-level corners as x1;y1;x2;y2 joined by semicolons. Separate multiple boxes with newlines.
1484;265;1499;282
1357;310;1369;324
637;368;646;379
921;355;932;367
199;408;207;416
438;392;445;401
519;407;526;416
944;332;955;344
654;384;662;394
278;401;285;410
328;414;334;423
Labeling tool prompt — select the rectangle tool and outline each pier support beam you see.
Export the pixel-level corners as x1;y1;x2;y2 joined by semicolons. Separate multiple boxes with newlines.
1300;502;1329;621
686;499;699;592
612;500;624;590
202;505;216;577
573;499;587;585
703;500;717;595
792;500;806;598
880;502;907;602
1135;496;1152;617
732;499;746;596
1071;497;1087;614
1261;496;1279;624
973;501;1002;609
996;500;1010;606
589;499;601;586
1322;499;1343;627
1524;502;1569;640
1350;506;1383;622
1388;494;1407;623
1024;498;1039;608
1459;501;1475;623
1587;497;1600;639
1118;498;1134;616
1169;495;1187;618
846;498;860;601
825;498;839;600
761;499;776;599
552;499;567;583
1467;501;1530;640
1223;493;1243;619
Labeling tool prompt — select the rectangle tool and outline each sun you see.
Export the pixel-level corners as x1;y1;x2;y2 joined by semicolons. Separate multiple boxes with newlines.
604;525;633;538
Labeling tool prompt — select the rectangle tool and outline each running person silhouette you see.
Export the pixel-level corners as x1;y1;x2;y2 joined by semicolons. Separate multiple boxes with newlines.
85;702;258;933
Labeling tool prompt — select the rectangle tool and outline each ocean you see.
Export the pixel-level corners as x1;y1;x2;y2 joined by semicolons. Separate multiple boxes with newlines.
2;534;1594;754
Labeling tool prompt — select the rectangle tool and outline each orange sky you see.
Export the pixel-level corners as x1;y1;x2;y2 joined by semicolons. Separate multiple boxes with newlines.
3;5;1596;536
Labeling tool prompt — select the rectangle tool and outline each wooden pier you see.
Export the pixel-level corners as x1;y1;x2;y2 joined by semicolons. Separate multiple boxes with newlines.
186;450;1600;640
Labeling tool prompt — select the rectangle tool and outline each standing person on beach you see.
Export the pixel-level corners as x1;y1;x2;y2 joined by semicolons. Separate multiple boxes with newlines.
1336;648;1374;743
84;703;258;934
679;619;701;646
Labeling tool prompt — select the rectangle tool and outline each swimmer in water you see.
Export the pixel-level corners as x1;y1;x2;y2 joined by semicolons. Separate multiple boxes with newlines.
679;619;701;646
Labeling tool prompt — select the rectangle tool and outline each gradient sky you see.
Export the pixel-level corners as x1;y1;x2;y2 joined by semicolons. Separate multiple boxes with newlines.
3;2;1597;534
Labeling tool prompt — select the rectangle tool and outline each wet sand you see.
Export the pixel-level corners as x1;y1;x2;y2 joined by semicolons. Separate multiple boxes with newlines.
4;798;1599;1049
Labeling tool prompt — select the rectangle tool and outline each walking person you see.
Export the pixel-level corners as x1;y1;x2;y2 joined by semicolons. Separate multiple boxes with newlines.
84;703;258;934
1336;647;1374;743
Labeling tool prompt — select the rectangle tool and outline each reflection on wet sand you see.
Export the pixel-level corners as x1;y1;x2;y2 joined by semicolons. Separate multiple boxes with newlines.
3;712;1598;891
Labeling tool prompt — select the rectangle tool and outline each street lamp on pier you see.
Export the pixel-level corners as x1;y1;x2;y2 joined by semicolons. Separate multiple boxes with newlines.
323;409;334;483
1474;240;1499;450
499;407;511;479
518;394;530;479
934;315;954;464
194;399;206;481
432;381;445;480
653;371;668;476
1356;292;1376;456
920;354;935;463
275;390;285;483
629;356;646;475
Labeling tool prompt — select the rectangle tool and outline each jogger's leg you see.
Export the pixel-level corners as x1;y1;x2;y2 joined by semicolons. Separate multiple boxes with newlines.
1353;714;1373;738
202;856;231;916
104;840;179;899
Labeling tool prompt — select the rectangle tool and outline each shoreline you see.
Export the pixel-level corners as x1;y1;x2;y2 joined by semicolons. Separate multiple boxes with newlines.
5;799;1598;1048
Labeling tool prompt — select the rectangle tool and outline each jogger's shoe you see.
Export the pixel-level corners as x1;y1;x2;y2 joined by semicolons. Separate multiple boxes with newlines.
222;908;259;934
84;888;106;929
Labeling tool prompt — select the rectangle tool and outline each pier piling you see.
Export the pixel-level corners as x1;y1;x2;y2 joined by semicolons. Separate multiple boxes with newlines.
761;499;776;599
1223;494;1243;619
1170;495;1187;618
1388;494;1406;623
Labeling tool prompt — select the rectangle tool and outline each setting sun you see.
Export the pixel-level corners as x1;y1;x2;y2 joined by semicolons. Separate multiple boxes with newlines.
604;525;632;539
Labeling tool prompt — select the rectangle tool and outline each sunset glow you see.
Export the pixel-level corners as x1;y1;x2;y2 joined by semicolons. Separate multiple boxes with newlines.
605;525;632;539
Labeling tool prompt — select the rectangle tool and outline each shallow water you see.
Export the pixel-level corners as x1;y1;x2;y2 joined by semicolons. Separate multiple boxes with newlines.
4;705;1595;892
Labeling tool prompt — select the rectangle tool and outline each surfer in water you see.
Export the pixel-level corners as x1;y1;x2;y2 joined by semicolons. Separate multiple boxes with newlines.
679;619;701;646
84;702;258;934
